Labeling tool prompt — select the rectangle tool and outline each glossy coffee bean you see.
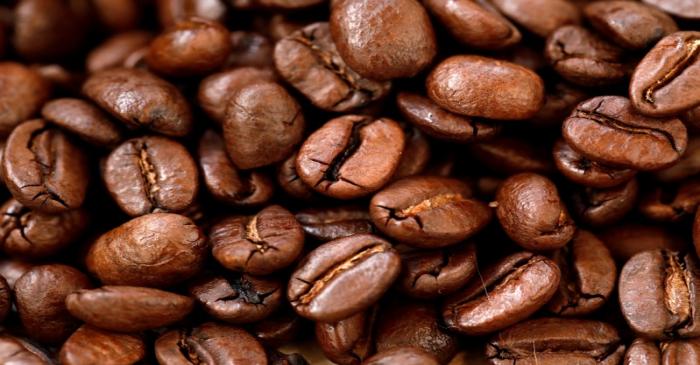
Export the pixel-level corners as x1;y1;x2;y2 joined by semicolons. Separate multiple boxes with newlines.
0;335;51;364
656;137;700;182
362;347;439;365
83;68;193;137
0;62;51;136
316;308;375;365
571;178;639;227
156;0;227;28
624;337;700;365
210;205;304;275
288;234;400;322
86;31;153;73
393;127;431;179
277;151;317;201
443;252;560;335
41;98;123;146
639;179;700;222
427;55;545;120
486;317;625;365
252;307;305;347
496;173;575;250
562;96;687;170
0;259;33;289
103;136;198;217
602;223;687;262
585;1;677;50
553;138;636;188
59;325;146;365
490;0;581;37
296;115;404;199
530;81;589;128
91;0;140;31
642;0;700;21
14;264;92;344
469;136;554;175
295;205;374;242
198;67;276;124
619;250;700;339
86;213;206;287
226;31;274;68
66;286;193;332
397;242;477;298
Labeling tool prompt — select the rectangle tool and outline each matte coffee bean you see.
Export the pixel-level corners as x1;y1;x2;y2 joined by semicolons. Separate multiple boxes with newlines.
370;176;491;248
86;213;206;287
210;205;304;275
0;335;51;364
624;337;700;365
295;205;374;242
156;0;227;28
3;119;89;213
639;179;700;222
397;242;477;298
296;115;405;199
602;224;686;262
277;151;317;201
316;308;375;365
288;234;400;322
571;178;639;227
86;31;153;73
496;173;576;251
41;98;122;146
553;138;636;188
443;252;561;335
642;0;700;20
66;286;194;332
490;0;581;37
330;0;436;80
59;325;146;365
362;347;439;365
426;55;545;120
562;96;688;170
83;68;193;137
0;62;51;136
14;264;92;344
198;67;276;124
469;136;554;175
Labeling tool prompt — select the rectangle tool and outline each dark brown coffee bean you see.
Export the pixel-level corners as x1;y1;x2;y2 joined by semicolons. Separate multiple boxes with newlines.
86;31;153;73
0;62;51;136
397;242;477;298
83;68;193;137
571;177;639;227
486;317;625;365
601;223;687;262
0;276;9;323
0;259;33;289
695;211;700;259
199;129;274;206
296;115;404;199
59;325;146;365
156;0;227;28
252;307;305;347
545;25;627;87
427;55;545;120
91;0;140;31
3;119;89;213
226;31;274;68
296;205;374;242
267;349;310;365
639;179;700;222
585;1;677;50
34;64;83;94
562;96;688;170
469;136;554;175
396;92;501;143
626;337;700;365
553;138;636;188
66;286;193;332
330;0;436;80
370;176;491;248
316;308;376;365
15;264;92;344
277;151;317;201
103;136;198;217
392;127;430;179
189;273;282;324
619;250;700;339
496;173;576;251
490;0;581;37
155;323;267;365
210;205;304;275
642;0;700;20
624;338;660;365
288;234;400;322
630;32;700;117
224;82;305;170
147;18;231;77
41;98;123;146
86;213;206;287
0;198;87;259
274;22;391;112
198;67;276;124
442;252;561;335
0;335;51;364
362;347;439;365
656;137;700;182
529;81;589;128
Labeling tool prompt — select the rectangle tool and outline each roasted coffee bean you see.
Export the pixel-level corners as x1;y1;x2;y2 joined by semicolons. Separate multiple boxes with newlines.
0;275;9;323
553;138;636;188
630;32;700;117
330;0;436;80
0;335;51;364
642;0;700;20
83;68;193;137
226;31;274;68
490;0;581;37
91;0;140;32
86;31;153;73
59;325;146;365
14;264;92;344
639;179;700;222
252;307;305;346
619;250;700;339
147;18;231;76
3;120;88;213
288;234;400;322
274;22;391;112
156;0;227;28
189;273;282;324
66;286;194;332
224;82;305;170
601;223;687;262
210;205;304;275
295;205;374;242
545;25;627;87
0;62;51;136
496;173;576;250
296;115;405;199
316;308;376;365
41;98;122;146
155;322;267;365
199;129;274;206
624;337;700;365
277;151;317;201
0;259;33;289
486;317;625;365
426;55;545;120
571;178;639;227
585;1;678;50
656;137;700;182
86;213;206;287
396;92;501;143
530;81;589;128
198;67;276;124
695;211;700;258
562;96;687;170
103;136;198;217
370;176;491;248
443;252;560;335
362;347;440;365
469;136;554;175
392;127;430;179
268;349;310;365
397;242;477;298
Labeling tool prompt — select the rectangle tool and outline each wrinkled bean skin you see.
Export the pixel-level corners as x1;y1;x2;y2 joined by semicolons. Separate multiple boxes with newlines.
0;335;52;364
553;138;636;188
362;347;440;365
41;98;123;146
198;68;276;124
316;309;375;365
0;62;51;136
397;242;477;298
59;325;146;365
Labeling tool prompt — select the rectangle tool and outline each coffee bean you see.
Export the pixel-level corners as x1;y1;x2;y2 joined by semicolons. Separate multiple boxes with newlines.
695;210;700;258
570;177;639;227
469;136;554;175
198;67;276;124
397;242;477;298
562;96;687;170
426;55;545;120
0;276;9;323
316;308;376;365
642;0;700;20
490;0;581;37
86;31;153;73
156;0;227;28
86;213;206;287
442;252;560;335
226;31;274;68
656;137;700;182
296;205;374;242
530;81;589;127
296;115;404;199
601;223;687;262
41;98;123;146
553;138;636;188
624;337;700;365
362;347;439;365
639;178;700;222
288;234;400;322
277;151;317;201
91;0;140;31
0;259;33;289
0;62;51;136
392;126;430;180
0;335;51;364
252;307;305;347
59;325;146;365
